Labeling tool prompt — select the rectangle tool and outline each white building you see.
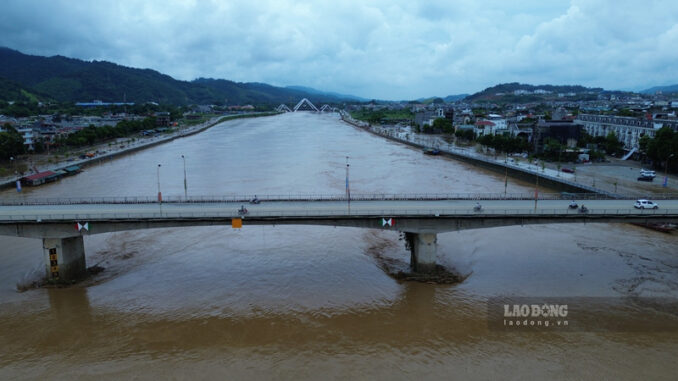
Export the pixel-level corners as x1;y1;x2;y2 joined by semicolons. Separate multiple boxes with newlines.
17;127;39;151
575;114;678;150
487;114;508;134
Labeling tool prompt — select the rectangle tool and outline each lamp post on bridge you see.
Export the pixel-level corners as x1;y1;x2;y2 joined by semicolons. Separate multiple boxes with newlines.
157;164;162;203
181;154;188;200
346;156;351;213
664;153;675;188
534;171;539;211
504;152;508;196
10;156;21;193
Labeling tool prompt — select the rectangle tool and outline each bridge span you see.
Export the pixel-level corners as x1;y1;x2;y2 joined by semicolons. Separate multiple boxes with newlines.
2;193;678;282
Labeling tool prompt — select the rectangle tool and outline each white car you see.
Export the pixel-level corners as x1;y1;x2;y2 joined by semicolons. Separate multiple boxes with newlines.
634;199;659;209
640;169;656;178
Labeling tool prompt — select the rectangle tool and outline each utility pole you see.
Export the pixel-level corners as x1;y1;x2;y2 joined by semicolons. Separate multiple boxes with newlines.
534;172;539;211
181;155;188;199
157;164;162;203
346;156;350;213
664;154;675;188
504;152;508;196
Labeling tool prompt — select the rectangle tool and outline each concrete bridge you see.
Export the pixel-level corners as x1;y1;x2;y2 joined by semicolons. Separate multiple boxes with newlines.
2;194;678;282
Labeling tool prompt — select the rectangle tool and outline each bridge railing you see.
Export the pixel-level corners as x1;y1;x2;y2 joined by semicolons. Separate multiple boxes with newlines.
3;207;678;222
3;192;678;206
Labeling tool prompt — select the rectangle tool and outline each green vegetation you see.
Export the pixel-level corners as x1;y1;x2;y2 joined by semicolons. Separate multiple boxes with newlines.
56;118;158;148
643;126;678;173
432;118;453;134
349;108;413;125
476;134;530;153
0;99;185;118
454;129;475;141
420;118;453;134
180;114;221;126
465;82;603;103
216;112;280;124
577;131;624;156
0;124;24;160
0;77;47;103
0;48;349;106
53;112;278;149
604;132;624;156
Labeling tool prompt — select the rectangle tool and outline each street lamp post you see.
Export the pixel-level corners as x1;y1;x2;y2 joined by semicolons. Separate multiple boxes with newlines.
534;171;539;211
181;155;188;200
504;152;508;196
345;156;351;213
157;164;162;203
664;153;675;188
557;148;561;177
10;156;21;193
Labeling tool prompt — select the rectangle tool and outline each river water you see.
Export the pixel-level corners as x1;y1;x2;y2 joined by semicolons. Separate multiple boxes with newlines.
1;113;677;379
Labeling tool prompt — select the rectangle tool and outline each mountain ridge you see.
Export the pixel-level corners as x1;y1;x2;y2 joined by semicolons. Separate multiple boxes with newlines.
0;47;359;106
640;84;678;94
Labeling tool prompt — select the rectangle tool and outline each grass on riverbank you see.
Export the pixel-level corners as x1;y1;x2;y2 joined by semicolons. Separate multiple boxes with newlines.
349;109;413;124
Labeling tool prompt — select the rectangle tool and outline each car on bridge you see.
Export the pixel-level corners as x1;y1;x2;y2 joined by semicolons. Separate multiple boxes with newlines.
634;199;659;209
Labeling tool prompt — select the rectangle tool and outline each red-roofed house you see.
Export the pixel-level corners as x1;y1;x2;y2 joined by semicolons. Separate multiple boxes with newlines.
22;171;59;186
474;120;495;137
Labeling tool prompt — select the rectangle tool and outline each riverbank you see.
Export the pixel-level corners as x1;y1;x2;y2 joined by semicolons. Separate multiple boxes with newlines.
340;112;618;197
0;112;278;190
341;112;678;199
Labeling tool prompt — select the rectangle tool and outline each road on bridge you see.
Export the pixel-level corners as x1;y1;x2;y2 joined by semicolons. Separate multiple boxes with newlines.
2;198;678;221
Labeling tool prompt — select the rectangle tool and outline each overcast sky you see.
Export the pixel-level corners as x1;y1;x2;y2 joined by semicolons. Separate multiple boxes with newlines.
1;0;677;100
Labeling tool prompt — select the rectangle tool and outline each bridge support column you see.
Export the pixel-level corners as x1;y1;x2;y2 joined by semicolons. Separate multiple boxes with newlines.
43;236;87;283
406;232;437;273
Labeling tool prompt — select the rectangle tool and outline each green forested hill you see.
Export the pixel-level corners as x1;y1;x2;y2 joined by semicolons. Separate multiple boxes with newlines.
0;47;349;105
0;77;45;102
465;82;604;102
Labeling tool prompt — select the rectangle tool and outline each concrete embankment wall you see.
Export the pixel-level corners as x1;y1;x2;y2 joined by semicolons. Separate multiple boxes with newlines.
1;113;278;191
340;113;619;197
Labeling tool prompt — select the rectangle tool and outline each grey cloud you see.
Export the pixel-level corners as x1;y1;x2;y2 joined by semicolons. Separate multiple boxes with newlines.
1;0;677;99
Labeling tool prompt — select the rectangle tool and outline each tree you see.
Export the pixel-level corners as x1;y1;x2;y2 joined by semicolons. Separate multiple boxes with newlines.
604;132;623;156
646;126;678;171
455;129;475;141
617;108;634;117
542;138;564;161
432;118;453;134
0;124;24;160
638;134;650;152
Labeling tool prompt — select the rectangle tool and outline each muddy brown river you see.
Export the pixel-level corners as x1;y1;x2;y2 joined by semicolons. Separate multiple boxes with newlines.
1;113;677;380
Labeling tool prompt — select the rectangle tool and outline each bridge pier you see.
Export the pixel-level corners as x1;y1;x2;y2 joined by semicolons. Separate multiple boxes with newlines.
43;236;87;283
406;232;437;273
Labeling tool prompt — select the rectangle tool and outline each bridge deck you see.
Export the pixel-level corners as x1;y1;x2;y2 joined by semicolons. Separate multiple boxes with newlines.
2;198;678;222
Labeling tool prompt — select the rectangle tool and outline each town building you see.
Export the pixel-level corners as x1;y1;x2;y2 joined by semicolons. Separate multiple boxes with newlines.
16;126;39;151
576;114;678;150
414;108;453;128
532;120;583;153
155;112;171;127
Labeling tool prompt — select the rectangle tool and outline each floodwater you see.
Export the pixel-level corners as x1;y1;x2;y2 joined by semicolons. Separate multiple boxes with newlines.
1;113;677;380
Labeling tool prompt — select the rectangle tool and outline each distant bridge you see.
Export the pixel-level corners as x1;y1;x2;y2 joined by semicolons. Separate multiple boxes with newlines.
276;98;335;113
2;193;678;282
